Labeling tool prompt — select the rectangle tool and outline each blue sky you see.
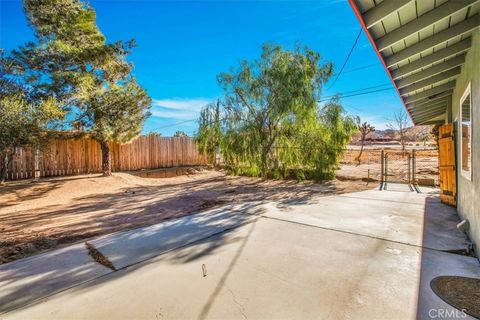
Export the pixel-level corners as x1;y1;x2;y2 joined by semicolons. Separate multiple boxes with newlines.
0;0;408;136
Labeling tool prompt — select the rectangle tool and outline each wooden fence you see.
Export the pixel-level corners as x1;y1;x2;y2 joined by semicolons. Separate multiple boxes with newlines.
6;136;208;180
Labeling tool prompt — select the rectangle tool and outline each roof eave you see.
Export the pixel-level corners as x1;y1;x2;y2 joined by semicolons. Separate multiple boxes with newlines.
348;0;416;125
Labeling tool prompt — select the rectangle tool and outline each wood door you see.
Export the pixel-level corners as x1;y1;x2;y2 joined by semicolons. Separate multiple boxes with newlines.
438;123;457;206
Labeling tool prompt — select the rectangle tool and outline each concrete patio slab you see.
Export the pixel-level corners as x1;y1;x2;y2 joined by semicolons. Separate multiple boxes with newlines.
4;216;479;320
0;202;262;314
263;188;469;251
89;202;263;270
2;186;479;319
383;182;414;192
416;248;480;319
0;242;110;313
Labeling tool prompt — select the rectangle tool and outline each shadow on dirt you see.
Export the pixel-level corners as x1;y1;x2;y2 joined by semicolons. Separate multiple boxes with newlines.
0;201;264;313
0;172;368;313
1;173;359;264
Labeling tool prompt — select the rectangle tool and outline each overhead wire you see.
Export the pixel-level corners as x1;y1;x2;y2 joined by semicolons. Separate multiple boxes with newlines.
152;85;395;130
319;87;394;102
327;28;363;89
320;82;392;100
152;118;198;130
338;63;382;75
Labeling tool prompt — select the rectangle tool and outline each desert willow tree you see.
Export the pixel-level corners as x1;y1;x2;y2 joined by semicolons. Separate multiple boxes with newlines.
196;45;357;180
196;100;222;165
12;0;151;176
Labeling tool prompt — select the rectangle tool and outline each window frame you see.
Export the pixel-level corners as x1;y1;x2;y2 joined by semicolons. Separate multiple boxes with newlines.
460;82;472;181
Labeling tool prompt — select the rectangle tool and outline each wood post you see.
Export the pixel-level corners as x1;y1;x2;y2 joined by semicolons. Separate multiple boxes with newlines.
34;148;40;179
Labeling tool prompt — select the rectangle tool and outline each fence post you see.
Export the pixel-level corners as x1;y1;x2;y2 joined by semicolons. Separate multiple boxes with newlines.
408;153;411;184
34;148;40;180
384;153;388;189
412;149;416;184
380;149;385;190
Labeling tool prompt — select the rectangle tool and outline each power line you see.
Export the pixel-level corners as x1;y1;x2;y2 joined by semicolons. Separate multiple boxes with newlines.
152;115;229;131
343;104;364;112
328;28;363;89
318;87;394;102
153;84;393;129
321;82;391;100
153;118;197;130
340;63;382;75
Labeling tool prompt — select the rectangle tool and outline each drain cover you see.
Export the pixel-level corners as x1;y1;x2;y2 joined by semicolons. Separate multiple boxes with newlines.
430;276;480;319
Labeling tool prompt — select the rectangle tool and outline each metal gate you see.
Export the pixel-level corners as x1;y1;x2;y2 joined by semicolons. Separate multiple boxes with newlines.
379;149;440;191
380;150;416;191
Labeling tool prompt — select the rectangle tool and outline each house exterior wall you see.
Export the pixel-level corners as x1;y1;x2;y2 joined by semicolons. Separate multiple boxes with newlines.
451;29;480;252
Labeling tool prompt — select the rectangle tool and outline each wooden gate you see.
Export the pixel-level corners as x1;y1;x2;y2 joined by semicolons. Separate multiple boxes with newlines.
438;123;456;206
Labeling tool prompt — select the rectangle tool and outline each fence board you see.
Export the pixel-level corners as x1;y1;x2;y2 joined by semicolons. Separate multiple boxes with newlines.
6;136;207;181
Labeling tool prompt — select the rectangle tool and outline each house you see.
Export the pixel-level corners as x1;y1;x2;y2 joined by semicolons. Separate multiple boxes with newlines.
348;0;479;253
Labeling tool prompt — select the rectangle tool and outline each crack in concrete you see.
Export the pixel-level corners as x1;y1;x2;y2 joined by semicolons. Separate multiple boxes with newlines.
227;287;248;320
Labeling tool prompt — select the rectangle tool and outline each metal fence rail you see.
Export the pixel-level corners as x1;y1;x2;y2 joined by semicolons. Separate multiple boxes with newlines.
378;149;439;191
337;149;383;183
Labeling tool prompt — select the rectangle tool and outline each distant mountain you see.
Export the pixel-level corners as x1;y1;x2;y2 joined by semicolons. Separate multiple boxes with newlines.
350;125;434;144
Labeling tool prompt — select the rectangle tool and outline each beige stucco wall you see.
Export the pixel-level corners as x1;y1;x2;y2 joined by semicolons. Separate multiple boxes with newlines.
451;29;480;252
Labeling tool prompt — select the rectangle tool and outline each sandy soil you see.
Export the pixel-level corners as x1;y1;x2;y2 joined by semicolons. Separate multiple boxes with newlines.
339;149;439;183
0;169;371;264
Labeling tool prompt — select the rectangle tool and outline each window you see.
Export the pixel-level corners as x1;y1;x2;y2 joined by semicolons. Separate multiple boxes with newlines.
460;83;472;180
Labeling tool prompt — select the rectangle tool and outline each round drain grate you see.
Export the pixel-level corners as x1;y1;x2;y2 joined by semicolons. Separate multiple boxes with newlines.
430;276;480;319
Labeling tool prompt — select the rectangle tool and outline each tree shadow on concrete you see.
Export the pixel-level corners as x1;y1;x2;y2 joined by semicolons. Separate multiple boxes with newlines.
197;219;257;320
1;173;357;265
0;202;264;313
0;172;367;313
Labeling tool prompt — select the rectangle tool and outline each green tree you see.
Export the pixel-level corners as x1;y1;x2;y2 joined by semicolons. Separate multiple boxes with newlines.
219;44;332;177
196;100;221;165
0;58;63;182
79;79;151;174
197;45;357;179
174;131;188;138
291;99;357;179
13;0;151;176
146;132;162;137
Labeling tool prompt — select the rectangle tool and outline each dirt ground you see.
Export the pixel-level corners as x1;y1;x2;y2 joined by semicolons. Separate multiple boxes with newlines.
339;149;439;184
0;169;372;264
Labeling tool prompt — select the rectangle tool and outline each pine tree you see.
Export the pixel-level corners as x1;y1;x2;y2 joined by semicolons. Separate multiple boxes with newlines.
13;0;151;176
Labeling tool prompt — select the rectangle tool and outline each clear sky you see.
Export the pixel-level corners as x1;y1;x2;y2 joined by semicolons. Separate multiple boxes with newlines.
0;0;408;136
